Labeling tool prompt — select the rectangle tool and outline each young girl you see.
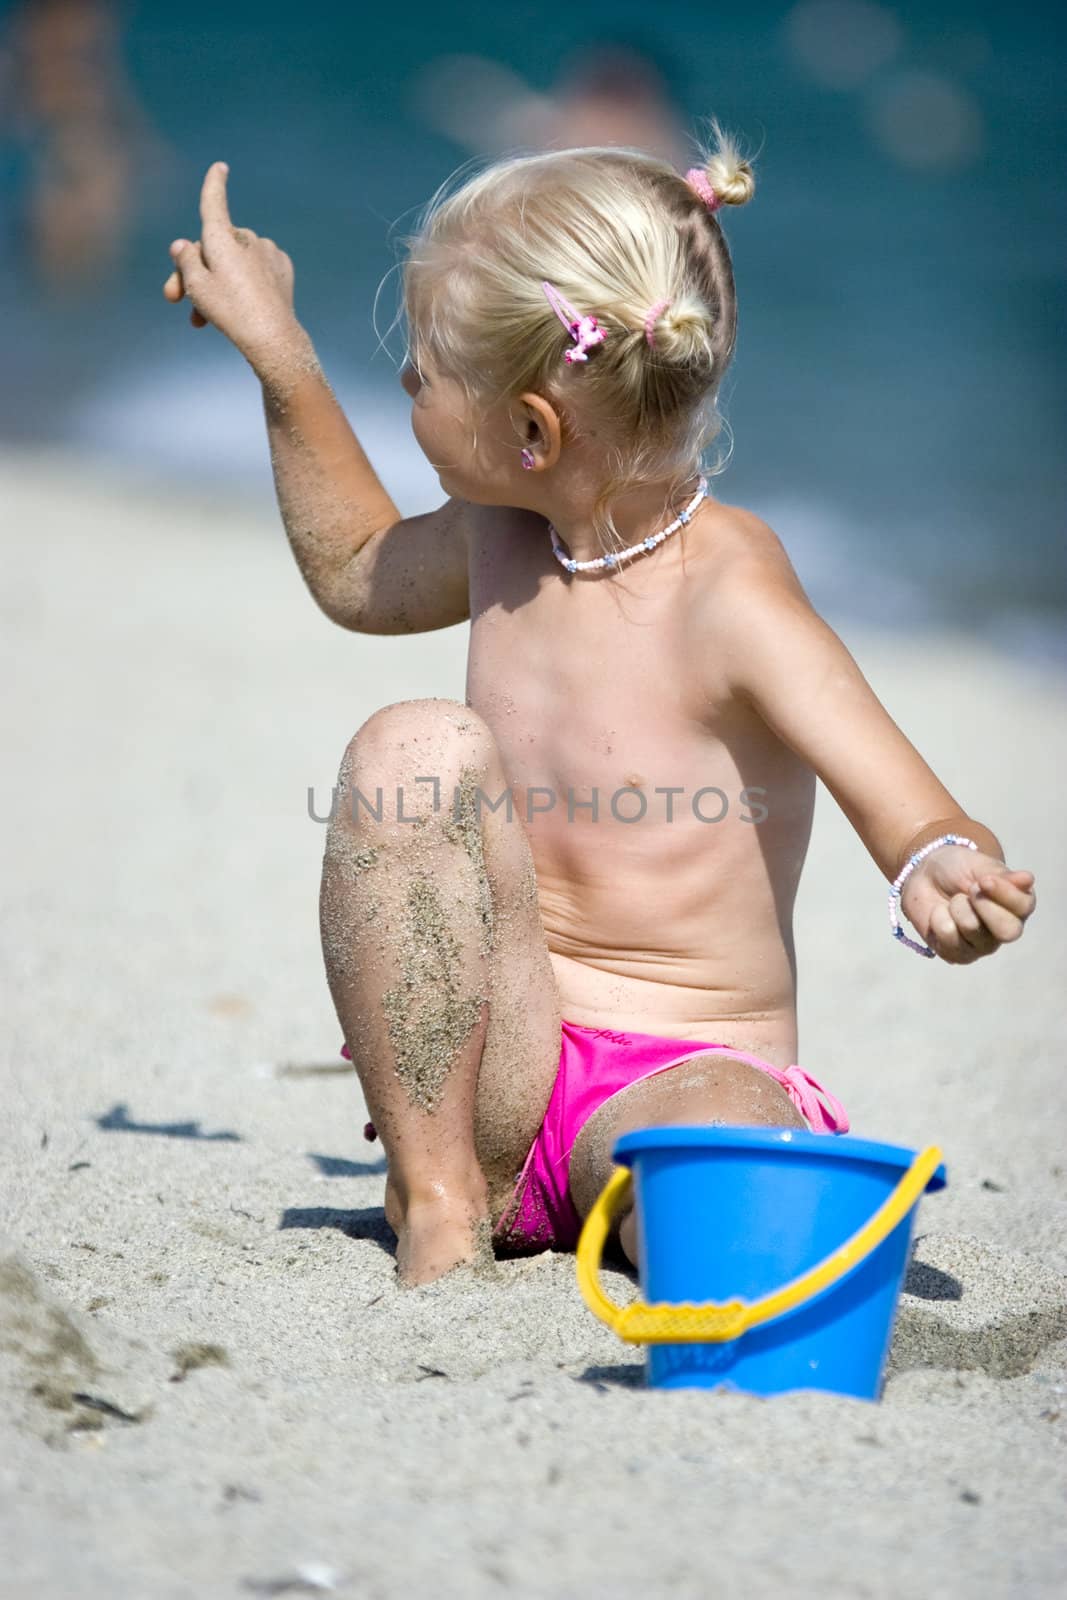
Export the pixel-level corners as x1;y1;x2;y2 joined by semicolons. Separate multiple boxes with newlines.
164;129;1037;1286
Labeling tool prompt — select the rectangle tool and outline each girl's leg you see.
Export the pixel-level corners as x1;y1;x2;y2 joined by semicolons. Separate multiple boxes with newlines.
320;697;561;1285
567;1055;805;1264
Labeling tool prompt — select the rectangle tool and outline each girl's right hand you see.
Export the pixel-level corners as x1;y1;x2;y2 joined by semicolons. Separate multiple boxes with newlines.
162;161;303;376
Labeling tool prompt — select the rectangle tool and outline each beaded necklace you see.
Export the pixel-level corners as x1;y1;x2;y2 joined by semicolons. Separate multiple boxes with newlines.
548;478;708;575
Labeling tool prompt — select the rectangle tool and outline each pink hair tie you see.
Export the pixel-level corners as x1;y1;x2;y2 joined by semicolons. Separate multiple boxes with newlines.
644;298;672;348
541;280;607;365
685;168;722;212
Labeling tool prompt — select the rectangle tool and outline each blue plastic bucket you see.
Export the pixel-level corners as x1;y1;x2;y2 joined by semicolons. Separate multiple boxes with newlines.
577;1127;946;1399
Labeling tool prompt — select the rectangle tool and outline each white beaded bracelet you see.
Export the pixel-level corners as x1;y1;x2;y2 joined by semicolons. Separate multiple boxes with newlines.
888;833;979;957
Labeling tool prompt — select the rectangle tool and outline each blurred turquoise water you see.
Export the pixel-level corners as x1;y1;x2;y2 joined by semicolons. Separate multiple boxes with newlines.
1;0;1063;655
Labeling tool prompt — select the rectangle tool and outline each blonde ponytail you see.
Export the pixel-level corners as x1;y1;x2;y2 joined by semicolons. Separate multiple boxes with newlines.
699;117;757;208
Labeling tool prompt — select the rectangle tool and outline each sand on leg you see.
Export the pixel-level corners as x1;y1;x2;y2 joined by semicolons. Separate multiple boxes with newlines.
320;697;561;1284
567;1054;806;1265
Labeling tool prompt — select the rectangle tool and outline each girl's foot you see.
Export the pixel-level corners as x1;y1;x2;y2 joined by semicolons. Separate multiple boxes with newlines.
386;1179;493;1286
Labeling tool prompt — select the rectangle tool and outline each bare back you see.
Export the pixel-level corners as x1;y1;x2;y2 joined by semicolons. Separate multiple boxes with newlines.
465;498;815;1069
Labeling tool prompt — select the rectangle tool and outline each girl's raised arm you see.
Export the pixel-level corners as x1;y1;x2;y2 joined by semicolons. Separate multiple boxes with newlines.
258;353;470;635
705;526;1036;965
162;162;469;634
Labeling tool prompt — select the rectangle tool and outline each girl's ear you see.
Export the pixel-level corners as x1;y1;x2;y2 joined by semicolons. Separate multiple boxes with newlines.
510;392;562;470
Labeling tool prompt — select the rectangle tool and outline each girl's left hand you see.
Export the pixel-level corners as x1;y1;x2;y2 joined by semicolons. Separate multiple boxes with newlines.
901;846;1037;964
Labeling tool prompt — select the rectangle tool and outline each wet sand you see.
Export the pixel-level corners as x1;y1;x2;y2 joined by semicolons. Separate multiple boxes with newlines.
1;449;1065;1598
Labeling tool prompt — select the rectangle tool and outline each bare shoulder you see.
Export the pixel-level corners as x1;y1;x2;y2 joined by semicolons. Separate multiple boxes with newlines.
695;499;809;598
686;499;980;885
688;499;834;700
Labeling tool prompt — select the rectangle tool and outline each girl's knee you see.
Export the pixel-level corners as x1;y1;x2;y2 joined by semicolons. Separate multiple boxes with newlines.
334;699;501;835
343;698;494;776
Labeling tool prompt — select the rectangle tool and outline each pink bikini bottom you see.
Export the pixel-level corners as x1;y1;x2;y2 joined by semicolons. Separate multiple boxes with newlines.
490;1019;850;1254
341;1020;849;1256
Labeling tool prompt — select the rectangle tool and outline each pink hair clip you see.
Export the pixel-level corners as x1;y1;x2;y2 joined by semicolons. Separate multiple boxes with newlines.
644;298;672;348
541;281;607;365
685;168;722;213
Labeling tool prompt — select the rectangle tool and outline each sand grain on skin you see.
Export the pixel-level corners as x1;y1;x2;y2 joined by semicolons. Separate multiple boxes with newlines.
382;874;486;1113
442;764;495;958
320;828;383;978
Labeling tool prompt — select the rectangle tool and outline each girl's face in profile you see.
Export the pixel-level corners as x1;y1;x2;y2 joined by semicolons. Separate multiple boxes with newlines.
400;351;526;506
401;353;474;490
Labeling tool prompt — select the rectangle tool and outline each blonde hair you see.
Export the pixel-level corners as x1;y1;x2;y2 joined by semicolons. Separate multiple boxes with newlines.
400;120;756;556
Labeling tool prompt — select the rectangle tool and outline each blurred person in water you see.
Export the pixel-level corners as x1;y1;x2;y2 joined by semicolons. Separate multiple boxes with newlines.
0;0;162;290
410;39;691;168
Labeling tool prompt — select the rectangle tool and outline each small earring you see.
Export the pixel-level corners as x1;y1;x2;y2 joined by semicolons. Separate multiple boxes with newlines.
520;448;535;470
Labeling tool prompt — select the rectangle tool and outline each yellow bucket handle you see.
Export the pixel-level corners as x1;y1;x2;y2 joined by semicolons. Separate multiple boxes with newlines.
576;1144;943;1345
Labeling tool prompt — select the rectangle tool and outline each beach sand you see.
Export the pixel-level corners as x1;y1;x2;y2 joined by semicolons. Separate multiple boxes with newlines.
1;449;1065;1598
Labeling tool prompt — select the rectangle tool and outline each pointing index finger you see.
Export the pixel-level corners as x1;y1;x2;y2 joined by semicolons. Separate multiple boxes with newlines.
199;161;232;246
